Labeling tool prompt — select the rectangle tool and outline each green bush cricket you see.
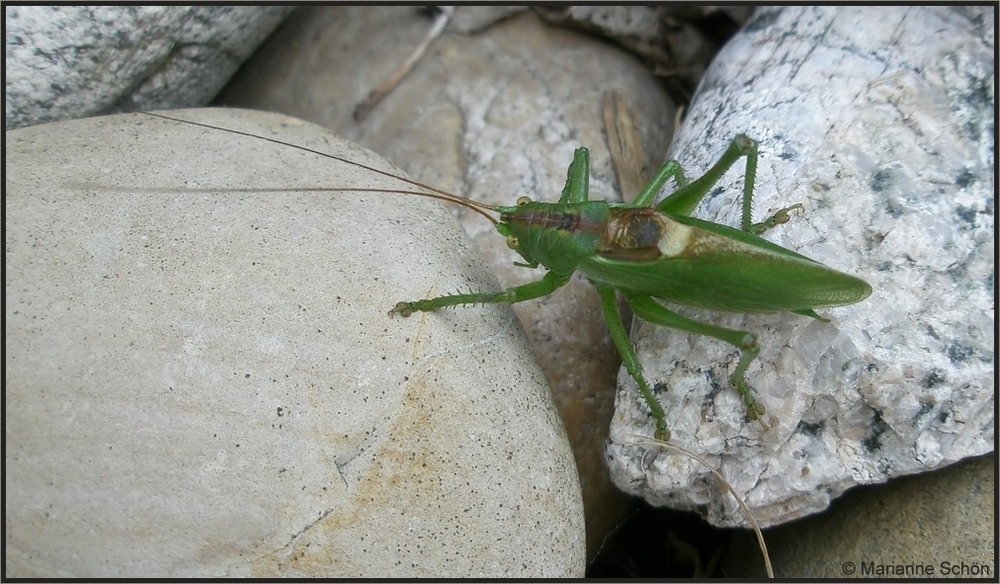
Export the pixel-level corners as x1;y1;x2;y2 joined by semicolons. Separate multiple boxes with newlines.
388;134;872;441
143;112;871;441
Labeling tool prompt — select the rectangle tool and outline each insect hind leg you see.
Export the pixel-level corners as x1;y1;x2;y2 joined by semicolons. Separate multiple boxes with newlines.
624;293;769;430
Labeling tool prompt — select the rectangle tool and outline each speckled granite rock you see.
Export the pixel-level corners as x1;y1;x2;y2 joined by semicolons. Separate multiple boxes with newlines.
607;5;993;527
4;6;293;129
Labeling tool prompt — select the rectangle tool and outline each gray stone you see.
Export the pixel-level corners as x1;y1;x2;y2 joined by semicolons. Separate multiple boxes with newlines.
5;109;584;577
608;6;994;528
4;6;293;129
719;455;995;578
214;6;677;560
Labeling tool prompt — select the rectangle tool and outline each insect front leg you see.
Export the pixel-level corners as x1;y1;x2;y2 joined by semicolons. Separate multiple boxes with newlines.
630;158;690;208
390;270;571;316
624;293;769;431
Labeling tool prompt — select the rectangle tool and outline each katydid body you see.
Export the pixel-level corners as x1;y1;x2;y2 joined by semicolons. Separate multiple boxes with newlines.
141;113;870;442
392;135;871;440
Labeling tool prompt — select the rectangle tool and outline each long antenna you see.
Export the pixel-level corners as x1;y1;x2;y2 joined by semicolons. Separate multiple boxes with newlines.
139;111;499;225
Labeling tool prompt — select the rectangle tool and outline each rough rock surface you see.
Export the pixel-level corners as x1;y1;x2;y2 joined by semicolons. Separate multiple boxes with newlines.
5;6;293;129
607;5;994;528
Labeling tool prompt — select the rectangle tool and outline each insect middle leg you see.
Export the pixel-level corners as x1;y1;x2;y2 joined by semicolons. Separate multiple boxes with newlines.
623;292;768;431
651;135;802;236
594;283;670;440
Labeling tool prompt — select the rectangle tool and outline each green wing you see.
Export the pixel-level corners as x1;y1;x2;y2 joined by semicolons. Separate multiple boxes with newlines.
578;214;871;314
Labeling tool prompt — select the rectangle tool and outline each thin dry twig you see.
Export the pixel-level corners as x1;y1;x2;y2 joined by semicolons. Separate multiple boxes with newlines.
354;7;454;121
602;90;648;203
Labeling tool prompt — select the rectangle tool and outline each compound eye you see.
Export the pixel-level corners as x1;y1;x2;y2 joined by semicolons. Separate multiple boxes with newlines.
505;235;519;249
516;196;531;206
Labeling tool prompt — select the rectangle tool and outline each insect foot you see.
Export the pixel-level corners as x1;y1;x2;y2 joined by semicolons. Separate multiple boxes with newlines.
734;377;771;431
726;332;771;429
748;203;805;235
389;302;416;317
